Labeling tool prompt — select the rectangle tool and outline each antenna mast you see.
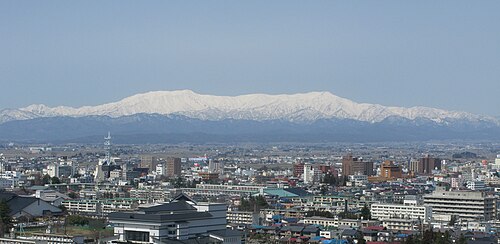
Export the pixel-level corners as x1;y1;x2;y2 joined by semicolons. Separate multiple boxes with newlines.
104;132;112;164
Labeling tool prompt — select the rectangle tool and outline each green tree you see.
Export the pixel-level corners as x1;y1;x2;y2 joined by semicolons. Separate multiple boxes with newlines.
305;210;333;218
255;195;269;209
89;219;106;243
67;192;78;199
187;179;200;188
67;215;90;226
239;196;269;212
422;229;434;244
42;174;51;185
442;231;452;244
338;211;357;219
340;175;348;186
404;235;416;244
320;185;329;195
457;233;467;244
360;204;371;220
322;173;339;186
50;176;61;184
356;232;366;244
0;200;12;236
170;177;186;188
59;204;67;213
433;231;452;244
448;215;457;226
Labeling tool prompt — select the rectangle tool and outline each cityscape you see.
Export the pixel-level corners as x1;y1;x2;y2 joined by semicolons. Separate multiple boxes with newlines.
0;136;497;243
0;1;499;244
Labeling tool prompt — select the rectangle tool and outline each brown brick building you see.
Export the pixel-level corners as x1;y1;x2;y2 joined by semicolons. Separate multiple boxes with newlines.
341;153;374;176
167;157;181;177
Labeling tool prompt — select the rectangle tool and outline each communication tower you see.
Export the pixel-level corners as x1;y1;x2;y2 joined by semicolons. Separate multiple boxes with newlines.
104;131;112;164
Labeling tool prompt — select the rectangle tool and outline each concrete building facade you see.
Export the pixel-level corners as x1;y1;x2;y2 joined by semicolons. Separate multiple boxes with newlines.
423;188;495;221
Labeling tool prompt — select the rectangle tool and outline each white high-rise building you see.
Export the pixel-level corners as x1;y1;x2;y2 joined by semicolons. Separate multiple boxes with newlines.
208;160;223;174
493;155;500;170
155;164;165;176
94;159;106;183
303;165;313;184
424;187;495;221
47;163;59;178
303;164;320;184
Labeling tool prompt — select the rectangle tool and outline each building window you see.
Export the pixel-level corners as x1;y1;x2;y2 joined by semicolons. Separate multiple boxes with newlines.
125;231;149;242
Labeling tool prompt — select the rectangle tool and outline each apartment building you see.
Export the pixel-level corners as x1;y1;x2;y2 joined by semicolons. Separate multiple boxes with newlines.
371;200;432;223
303;217;379;229
227;210;260;226
382;218;420;231
423;188;495;221
63;198;147;215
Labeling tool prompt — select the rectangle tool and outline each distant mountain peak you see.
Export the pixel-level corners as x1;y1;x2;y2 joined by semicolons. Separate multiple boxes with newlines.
0;90;497;125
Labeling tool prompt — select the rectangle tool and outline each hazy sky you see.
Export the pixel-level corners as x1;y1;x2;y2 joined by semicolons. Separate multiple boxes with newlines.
1;1;499;116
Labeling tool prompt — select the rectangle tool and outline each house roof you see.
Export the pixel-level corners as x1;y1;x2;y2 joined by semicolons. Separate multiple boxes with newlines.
209;229;243;237
8;197;38;216
264;189;299;198
281;226;304;232
264;188;311;198
0;192;17;202
141;200;196;214
341;229;358;236
283;188;311;197
28;186;50;191
170;193;197;204
2;195;62;217
303;225;320;233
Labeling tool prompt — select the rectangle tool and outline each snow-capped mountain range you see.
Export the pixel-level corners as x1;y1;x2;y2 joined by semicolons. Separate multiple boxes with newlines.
0;90;497;124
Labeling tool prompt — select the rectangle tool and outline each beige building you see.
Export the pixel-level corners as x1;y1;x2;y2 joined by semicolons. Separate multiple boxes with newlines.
371;199;432;223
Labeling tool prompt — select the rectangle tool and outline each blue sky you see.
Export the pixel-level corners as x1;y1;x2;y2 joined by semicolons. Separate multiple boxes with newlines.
0;1;499;116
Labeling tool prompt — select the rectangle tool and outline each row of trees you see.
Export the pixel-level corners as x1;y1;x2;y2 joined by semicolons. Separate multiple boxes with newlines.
66;215;106;242
0;200;11;236
168;177;201;188
322;173;349;187
42;174;61;184
403;230;467;244
305;210;334;218
239;196;269;212
356;229;468;244
306;204;371;220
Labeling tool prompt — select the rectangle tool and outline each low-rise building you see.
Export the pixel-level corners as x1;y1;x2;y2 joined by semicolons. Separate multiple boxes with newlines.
382;218;420;231
227;210;260;226
108;194;237;243
466;181;485;191
63;198;147;215
303;217;379;229
371;200;432;223
63;199;99;214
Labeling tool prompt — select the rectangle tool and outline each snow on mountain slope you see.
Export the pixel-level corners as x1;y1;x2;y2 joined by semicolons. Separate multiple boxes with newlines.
0;90;496;124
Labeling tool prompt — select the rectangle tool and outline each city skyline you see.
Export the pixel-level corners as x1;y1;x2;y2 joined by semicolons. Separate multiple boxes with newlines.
1;1;499;116
0;2;498;242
